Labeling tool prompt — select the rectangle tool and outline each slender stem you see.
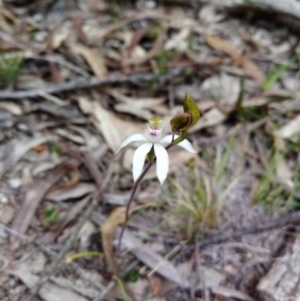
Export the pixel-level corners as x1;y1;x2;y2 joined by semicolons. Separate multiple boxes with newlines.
117;161;154;252
117;142;175;253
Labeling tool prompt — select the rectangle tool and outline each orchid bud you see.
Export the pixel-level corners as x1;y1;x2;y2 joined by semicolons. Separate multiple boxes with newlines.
169;93;200;144
170;112;192;133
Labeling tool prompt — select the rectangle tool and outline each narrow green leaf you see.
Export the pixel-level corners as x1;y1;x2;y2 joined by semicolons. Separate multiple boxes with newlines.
263;55;297;91
236;77;244;117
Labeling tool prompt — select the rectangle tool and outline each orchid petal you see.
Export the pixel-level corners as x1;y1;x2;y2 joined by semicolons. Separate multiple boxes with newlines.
177;139;198;153
159;135;179;144
132;143;153;182
115;134;148;154
154;144;169;185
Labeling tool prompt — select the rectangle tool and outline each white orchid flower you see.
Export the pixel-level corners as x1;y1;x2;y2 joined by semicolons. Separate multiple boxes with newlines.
116;116;197;185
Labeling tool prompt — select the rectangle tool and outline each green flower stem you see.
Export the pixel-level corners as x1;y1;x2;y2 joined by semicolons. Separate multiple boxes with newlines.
117;142;174;253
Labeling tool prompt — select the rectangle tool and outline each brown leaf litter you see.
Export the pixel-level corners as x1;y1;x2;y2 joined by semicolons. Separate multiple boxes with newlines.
1;1;300;301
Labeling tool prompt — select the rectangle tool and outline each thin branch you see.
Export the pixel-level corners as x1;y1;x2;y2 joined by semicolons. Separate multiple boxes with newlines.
0;67;184;99
178;211;300;262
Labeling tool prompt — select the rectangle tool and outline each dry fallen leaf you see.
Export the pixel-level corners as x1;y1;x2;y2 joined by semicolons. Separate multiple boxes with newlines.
11;269;89;301
115;103;153;120
148;275;163;296
103;192;131;206
120;229;189;288
0;136;49;180
274;114;300;139
68;42;107;78
191;108;226;132
0;101;22;115
10;159;79;250
273;135;294;189
41;195;91;244
164;28;190;52
241;53;265;85
55;128;86;144
206;35;241;61
206;35;265;84
0;6;20;33
77;96;94;114
243;97;270;108
101;207;138;301
52;27;70;49
14;252;47;274
210;286;255;301
50;275;101;299
101;207;128;275
0;203;15;224
92;100;145;153
47;183;96;202
109;89;167;109
276;158;294;188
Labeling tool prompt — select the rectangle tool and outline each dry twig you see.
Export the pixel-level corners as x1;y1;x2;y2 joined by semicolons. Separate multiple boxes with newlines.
0;67;184;99
179;211;300;261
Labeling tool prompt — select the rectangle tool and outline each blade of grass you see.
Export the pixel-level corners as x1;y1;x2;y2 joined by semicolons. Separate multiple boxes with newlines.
263;55;297;91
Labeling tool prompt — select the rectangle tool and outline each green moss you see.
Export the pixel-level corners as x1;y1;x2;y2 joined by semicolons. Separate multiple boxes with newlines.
0;54;23;87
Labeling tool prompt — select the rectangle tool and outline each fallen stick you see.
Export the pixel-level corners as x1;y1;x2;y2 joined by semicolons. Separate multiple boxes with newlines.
0;67;183;99
179;211;300;261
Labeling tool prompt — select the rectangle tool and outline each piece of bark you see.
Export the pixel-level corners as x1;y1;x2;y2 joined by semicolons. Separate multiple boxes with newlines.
257;234;300;301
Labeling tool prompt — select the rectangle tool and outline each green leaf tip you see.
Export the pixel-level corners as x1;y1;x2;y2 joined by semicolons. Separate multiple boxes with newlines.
183;93;200;128
169;93;200;145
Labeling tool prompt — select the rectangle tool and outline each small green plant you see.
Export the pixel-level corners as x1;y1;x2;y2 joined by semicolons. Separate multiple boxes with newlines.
107;0;121;21
0;54;23;87
188;35;196;52
263;55;297;91
41;206;60;228
145;79;156;96
155;50;178;75
165;140;237;241
124;269;139;282
115;93;200;249
167;167;217;242
49;142;62;156
251;149;293;211
146;24;160;39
